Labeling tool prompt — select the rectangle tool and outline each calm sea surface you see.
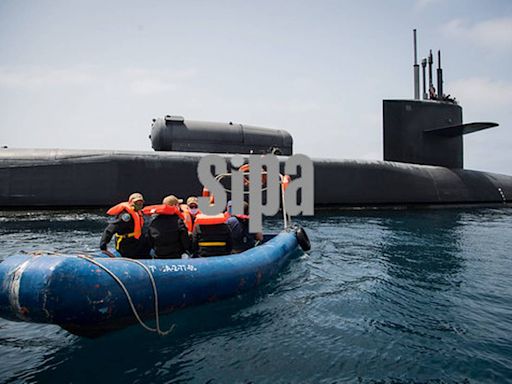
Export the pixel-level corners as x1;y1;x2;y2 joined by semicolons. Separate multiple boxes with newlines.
0;208;511;384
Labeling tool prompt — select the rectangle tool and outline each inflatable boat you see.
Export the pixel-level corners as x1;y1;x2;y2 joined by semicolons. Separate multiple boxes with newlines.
0;227;310;337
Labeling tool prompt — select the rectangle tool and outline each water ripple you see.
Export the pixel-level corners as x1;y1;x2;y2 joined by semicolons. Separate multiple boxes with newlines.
1;208;512;383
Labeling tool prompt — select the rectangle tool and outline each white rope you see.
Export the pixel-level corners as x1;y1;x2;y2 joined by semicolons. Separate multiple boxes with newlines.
214;171;269;193
280;174;291;229
77;255;174;336
216;169;291;229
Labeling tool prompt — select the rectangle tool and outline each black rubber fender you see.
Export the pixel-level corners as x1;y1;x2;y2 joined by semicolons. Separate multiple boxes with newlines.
296;226;311;252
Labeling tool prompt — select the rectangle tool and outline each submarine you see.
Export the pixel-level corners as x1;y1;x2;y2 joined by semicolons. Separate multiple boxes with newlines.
1;31;511;209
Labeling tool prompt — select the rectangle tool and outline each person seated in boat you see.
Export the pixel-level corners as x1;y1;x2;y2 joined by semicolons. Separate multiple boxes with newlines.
226;202;264;253
180;196;201;234
144;195;190;259
191;211;232;257
100;192;149;258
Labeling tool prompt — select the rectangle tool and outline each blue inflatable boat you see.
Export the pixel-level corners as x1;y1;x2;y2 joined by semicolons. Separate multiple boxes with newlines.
0;227;310;337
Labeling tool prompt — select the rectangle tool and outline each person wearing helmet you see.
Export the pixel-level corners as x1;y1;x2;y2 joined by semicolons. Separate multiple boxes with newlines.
191;211;233;257
180;196;201;234
100;192;149;258
144;195;190;259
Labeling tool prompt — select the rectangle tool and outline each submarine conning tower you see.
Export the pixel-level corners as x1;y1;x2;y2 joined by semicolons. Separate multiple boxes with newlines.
150;115;293;155
383;30;498;169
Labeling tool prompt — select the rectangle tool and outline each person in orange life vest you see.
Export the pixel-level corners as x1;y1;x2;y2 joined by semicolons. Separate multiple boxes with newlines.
100;192;149;258
144;195;190;259
191;211;233;257
180;196;201;234
226;201;264;253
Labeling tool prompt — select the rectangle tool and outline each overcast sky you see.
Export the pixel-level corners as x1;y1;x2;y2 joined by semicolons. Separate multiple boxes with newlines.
1;0;511;174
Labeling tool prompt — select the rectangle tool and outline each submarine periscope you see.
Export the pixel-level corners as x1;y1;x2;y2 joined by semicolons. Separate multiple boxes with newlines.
0;30;511;209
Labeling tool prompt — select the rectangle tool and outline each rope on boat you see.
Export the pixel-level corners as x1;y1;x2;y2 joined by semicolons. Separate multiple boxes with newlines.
77;255;174;336
214;171;269;193
215;169;292;230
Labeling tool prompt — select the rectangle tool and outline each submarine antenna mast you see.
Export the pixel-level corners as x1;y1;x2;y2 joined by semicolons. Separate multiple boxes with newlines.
428;49;435;99
421;58;427;99
437;50;444;100
413;29;420;100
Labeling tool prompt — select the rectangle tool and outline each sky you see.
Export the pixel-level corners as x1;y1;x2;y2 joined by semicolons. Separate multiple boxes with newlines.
1;0;511;174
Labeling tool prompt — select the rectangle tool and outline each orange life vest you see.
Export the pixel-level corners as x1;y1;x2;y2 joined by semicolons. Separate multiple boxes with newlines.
180;204;198;233
281;174;291;191
143;204;184;219
202;187;215;204
107;202;144;239
192;212;230;231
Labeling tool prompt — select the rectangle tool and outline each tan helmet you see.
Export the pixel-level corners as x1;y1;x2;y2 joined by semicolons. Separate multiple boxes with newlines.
128;192;144;204
162;194;183;206
186;196;198;206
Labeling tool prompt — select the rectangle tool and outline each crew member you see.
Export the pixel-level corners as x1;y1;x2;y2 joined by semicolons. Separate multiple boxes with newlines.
226;202;263;253
100;192;148;258
191;212;232;257
144;195;190;259
181;196;201;233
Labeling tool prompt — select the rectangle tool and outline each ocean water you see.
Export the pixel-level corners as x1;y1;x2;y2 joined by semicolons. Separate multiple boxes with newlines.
0;208;511;384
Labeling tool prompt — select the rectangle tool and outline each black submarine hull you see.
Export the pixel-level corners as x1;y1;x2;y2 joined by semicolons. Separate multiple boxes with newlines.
4;34;510;210
1;148;510;208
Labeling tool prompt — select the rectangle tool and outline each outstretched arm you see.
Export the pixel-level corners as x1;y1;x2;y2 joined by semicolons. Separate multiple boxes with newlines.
99;223;117;250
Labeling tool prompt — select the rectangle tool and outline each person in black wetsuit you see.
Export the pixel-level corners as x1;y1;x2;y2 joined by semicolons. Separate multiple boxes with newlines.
191;212;233;257
145;195;190;259
99;192;149;258
226;202;263;253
